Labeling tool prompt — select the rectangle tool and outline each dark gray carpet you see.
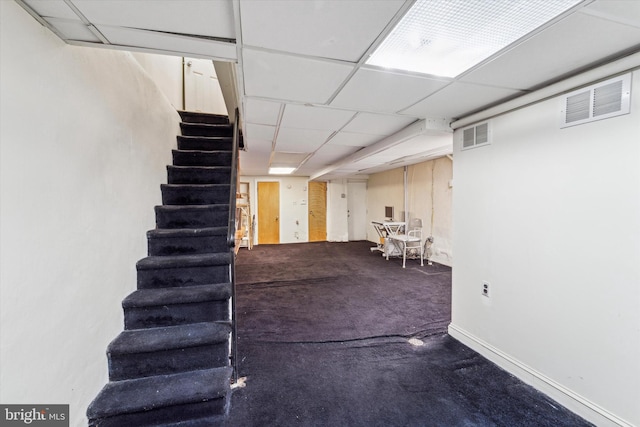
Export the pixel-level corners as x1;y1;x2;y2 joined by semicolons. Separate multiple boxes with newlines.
225;241;591;427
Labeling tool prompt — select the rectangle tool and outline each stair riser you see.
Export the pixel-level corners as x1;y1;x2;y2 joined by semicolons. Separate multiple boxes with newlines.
124;301;229;330
155;207;229;229
148;235;228;256
88;397;228;427
137;265;229;289
108;343;229;381
177;136;233;151
161;186;230;205
167;167;231;185
180;123;232;137
179;111;229;125
173;151;232;167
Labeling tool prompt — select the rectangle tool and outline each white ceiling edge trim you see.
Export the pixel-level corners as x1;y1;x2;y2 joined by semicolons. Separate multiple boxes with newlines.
66;39;237;62
451;49;640;129
310;118;450;180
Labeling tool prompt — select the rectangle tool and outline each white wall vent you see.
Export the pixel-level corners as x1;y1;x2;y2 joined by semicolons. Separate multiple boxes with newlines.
561;73;631;128
461;122;490;150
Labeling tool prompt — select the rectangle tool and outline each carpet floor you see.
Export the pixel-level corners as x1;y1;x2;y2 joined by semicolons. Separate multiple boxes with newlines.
225;241;591;427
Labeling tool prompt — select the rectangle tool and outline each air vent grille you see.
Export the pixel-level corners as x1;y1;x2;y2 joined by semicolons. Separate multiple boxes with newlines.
566;91;590;123
561;74;631;128
461;122;490;150
593;80;623;117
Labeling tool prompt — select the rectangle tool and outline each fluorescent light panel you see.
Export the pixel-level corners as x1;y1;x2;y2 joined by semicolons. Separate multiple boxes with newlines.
367;0;582;78
268;167;296;175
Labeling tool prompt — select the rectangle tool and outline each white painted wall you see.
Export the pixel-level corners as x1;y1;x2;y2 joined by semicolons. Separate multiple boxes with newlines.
0;3;180;426
366;158;453;266
327;179;349;242
131;52;184;110
450;70;640;427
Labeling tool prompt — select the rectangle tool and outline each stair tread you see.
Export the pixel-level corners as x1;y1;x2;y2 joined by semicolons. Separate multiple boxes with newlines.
155;204;229;211
123;283;231;308
178;111;229;123
108;322;231;354
172;149;232;155
167;165;231;171
161;183;230;189
177;135;232;140
180;122;232;129
87;367;232;419
147;227;228;238
136;253;231;270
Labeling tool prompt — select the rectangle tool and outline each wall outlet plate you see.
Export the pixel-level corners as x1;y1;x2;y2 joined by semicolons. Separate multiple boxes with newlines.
482;281;490;298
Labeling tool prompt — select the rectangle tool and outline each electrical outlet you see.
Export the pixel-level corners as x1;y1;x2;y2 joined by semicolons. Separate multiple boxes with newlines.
481;281;490;298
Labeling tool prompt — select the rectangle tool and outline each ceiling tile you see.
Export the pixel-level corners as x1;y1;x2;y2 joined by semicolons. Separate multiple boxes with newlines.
242;49;354;104
72;0;235;38
274;127;333;152
245;123;275;142
331;68;450;113
581;0;640;29
328;132;381;147
460;11;640;90
272;152;309;164
245;98;281;125
280;104;356;131
239;0;405;62
23;0;77;19
304;145;361;166
342;112;416;135
401;82;523;119
97;25;237;59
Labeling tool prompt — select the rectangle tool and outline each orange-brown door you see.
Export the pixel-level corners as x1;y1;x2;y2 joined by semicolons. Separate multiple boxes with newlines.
258;182;280;244
308;181;327;242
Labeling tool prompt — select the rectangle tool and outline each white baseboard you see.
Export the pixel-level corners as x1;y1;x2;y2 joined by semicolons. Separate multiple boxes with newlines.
448;323;634;427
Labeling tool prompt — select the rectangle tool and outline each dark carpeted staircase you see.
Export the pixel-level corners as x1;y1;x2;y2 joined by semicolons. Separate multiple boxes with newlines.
87;111;239;426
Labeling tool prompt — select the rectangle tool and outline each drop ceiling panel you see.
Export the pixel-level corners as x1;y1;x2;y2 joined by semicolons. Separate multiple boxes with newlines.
460;12;640;90
23;0;78;19
239;0;405;62
307;145;361;165
72;0;235;38
243;49;354;104
245;99;281;126
97;25;237;59
274;127;334;152
331;68;450;113
245;123;275;142
401;82;524;119
581;0;640;29
45;18;101;42
342;112;416;135
280;104;356;131
328;132;382;147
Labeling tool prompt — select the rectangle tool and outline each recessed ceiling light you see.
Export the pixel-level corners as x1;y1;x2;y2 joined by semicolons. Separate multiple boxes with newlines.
268;167;296;175
367;0;582;78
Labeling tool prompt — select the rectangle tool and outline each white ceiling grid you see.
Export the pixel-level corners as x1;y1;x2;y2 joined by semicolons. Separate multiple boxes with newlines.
17;0;640;179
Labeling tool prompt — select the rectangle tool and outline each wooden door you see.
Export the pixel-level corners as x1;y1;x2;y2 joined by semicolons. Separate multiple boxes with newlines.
308;182;327;242
183;57;227;114
258;182;280;244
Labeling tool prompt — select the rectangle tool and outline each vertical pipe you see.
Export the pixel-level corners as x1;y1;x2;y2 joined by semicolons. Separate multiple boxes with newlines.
403;166;408;226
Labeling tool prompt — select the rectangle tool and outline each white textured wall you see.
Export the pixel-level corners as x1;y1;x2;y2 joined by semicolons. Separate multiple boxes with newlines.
450;70;640;426
366;158;453;266
131;52;184;110
0;3;180;425
327;179;349;242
